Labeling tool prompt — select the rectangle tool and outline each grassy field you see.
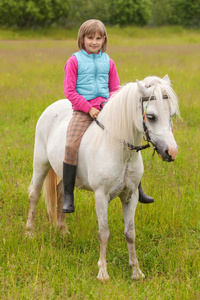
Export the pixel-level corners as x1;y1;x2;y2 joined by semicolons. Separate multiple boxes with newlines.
0;26;200;299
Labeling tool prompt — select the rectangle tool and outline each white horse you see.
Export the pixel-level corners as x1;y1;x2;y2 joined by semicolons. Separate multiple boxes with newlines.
26;75;179;281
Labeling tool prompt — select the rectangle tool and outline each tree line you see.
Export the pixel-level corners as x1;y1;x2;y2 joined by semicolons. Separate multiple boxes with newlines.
0;0;200;28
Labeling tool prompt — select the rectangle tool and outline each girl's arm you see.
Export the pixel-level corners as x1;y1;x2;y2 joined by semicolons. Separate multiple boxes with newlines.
109;59;120;95
64;56;92;113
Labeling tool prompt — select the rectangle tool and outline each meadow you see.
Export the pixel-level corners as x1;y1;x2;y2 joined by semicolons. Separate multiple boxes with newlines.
0;26;200;299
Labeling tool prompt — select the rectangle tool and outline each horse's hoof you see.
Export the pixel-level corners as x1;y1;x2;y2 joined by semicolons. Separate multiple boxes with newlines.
97;270;110;282
131;269;145;280
25;230;34;238
59;225;70;235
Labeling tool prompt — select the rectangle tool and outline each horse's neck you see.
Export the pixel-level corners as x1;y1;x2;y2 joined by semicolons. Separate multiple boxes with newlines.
89;123;143;161
98;89;142;149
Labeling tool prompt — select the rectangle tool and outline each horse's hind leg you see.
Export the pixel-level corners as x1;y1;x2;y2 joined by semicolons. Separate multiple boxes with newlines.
26;158;50;234
57;180;68;234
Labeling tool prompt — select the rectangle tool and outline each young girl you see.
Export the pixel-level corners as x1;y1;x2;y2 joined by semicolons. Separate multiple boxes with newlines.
63;19;153;213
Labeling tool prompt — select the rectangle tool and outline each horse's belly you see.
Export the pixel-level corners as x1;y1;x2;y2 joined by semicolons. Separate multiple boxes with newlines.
75;177;93;191
74;122;144;197
109;173;140;201
109;182;126;200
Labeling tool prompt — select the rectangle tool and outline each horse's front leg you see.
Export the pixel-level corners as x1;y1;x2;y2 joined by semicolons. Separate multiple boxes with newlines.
95;190;110;281
121;191;145;280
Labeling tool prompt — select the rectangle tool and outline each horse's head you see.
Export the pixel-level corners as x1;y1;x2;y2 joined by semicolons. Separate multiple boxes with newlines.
137;75;179;162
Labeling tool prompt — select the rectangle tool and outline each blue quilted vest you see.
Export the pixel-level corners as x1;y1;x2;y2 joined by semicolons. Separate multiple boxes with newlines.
73;49;110;100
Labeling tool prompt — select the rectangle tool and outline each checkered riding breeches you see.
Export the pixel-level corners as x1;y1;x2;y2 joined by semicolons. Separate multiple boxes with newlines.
64;110;93;165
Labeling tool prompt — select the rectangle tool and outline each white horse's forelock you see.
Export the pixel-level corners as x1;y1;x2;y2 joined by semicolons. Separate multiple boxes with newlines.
142;76;180;117
95;76;179;149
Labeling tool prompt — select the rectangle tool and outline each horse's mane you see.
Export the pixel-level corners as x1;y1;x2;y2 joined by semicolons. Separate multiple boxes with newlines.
96;76;179;147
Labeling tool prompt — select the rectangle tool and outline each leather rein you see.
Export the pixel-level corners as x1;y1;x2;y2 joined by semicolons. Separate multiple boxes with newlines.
94;94;169;152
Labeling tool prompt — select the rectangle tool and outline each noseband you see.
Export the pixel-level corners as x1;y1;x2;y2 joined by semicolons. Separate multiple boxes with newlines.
94;93;169;152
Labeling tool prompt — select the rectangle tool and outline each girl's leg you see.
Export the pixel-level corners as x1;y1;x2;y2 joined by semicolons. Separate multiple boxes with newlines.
63;111;93;213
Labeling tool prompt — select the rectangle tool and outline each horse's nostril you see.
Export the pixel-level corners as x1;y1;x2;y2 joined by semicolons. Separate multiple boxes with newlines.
165;150;173;162
165;150;169;156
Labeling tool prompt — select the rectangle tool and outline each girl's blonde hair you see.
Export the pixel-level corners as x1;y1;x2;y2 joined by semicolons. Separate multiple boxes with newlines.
78;19;108;52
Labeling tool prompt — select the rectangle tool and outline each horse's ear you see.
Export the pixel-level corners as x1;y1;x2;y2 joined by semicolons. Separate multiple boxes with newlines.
163;74;171;85
136;80;149;97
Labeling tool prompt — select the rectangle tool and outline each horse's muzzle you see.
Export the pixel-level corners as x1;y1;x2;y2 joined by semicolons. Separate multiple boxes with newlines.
155;142;178;162
158;151;174;162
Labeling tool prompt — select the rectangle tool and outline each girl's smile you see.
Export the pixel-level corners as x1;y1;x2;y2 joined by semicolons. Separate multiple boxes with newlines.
84;32;105;54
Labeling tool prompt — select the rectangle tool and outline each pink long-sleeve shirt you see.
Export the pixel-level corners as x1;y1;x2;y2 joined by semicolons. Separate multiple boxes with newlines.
64;51;120;113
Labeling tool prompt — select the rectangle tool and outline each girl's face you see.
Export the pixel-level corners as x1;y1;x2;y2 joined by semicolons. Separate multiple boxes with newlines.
84;32;105;54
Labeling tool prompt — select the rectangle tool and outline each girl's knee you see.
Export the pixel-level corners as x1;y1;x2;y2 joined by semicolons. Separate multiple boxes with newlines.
64;145;77;164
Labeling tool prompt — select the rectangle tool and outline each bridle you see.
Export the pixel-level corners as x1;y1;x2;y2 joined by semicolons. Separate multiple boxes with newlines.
141;94;169;152
94;93;169;152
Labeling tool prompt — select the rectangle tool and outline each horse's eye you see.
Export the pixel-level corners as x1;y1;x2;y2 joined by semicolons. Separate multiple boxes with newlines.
146;114;156;121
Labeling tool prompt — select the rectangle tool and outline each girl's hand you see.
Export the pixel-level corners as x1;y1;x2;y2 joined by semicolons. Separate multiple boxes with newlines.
89;107;100;119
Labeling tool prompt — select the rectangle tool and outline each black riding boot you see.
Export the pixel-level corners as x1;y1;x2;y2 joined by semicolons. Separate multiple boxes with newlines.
62;162;77;213
138;182;154;204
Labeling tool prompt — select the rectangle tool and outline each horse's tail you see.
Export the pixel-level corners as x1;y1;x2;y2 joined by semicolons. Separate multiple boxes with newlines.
44;167;60;223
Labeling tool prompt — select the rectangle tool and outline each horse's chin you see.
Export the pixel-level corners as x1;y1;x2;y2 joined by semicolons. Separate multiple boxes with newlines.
158;153;174;162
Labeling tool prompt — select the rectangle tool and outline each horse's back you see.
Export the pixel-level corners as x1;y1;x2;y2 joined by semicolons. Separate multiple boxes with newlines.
36;100;72;129
34;100;73;178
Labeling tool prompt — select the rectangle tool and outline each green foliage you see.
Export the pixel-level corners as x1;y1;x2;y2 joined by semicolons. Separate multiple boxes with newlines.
67;0;111;26
176;0;200;26
0;0;200;28
0;0;70;27
151;0;176;26
109;0;152;26
151;0;200;26
67;0;152;27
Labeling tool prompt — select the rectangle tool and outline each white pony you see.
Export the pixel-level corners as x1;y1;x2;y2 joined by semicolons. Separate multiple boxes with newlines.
26;75;179;281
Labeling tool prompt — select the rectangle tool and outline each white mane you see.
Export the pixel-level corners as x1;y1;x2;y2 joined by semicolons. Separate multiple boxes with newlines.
97;76;179;147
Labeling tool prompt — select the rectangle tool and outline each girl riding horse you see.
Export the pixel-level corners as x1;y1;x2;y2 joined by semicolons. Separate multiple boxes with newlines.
63;19;153;213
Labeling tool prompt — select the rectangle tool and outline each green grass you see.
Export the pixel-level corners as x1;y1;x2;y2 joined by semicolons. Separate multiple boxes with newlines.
0;26;200;299
1;25;200;45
